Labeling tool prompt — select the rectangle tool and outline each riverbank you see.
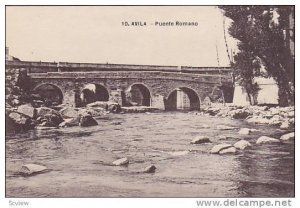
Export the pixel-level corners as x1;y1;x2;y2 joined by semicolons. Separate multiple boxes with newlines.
5;101;160;134
6;101;294;134
198;103;294;130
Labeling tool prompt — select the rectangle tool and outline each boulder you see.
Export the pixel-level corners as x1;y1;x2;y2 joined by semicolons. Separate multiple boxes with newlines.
219;147;237;154
256;136;280;144
269;116;282;126
86;101;109;108
59;107;80;119
280;132;295;141
280;122;291;130
263;113;274;119
111;121;122;125
36;107;61;117
36;113;63;127
17;104;36;118
8;112;34;132
19;164;48;176
11;99;20;106
218;135;232;140
230;109;251;119
35;126;58;130
205;107;220;116
288;111;294;118
79;114;98;127
270;108;281;115
238;128;251;135
234;140;252;150
113;157;129;166
144;165;157;173
59;117;80;127
216;125;236;130
210;144;232;154
250;128;259;132
8;112;30;126
190;136;211;144
87;101;121;113
168;150;189;156
246;116;270;125
78;107;108;117
251;105;269;112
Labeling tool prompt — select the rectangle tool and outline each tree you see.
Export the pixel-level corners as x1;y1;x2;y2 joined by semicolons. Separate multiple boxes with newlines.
219;6;294;106
234;48;261;105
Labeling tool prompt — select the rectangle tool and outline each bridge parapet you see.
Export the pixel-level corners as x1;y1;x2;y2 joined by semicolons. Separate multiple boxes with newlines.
29;71;232;85
6;60;232;76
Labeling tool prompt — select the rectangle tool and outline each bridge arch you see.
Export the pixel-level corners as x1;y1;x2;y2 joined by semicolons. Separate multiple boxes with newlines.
125;83;152;106
165;87;200;111
79;83;109;106
33;83;64;106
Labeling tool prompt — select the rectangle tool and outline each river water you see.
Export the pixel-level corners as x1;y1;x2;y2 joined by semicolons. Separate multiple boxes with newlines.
6;112;294;197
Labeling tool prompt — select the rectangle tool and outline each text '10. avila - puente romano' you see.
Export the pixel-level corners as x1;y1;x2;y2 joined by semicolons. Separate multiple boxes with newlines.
6;59;234;111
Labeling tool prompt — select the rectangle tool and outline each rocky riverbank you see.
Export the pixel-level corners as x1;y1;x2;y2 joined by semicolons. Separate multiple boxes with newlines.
198;103;294;130
6;101;159;134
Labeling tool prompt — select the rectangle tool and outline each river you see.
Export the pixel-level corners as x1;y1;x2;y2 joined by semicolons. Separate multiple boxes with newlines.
5;112;294;197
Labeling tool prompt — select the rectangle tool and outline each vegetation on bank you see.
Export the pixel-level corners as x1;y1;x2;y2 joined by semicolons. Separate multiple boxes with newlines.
219;6;294;106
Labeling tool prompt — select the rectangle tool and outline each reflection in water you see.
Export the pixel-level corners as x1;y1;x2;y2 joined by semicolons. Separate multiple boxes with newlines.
6;112;294;197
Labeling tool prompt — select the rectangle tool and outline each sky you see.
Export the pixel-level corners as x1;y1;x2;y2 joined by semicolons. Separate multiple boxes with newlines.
6;6;238;67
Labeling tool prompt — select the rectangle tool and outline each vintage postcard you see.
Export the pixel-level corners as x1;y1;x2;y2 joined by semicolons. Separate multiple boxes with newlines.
4;4;295;208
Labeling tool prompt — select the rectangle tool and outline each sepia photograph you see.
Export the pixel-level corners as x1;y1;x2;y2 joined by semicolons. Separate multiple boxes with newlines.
5;5;295;200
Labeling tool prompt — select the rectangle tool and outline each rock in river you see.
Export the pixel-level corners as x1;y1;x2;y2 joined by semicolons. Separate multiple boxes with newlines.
19;164;48;176
36;113;63;127
87;101;121;113
280;122;291;130
210;144;232;154
86;101;108;108
59;117;80;128
238;128;251;135
113;157;129;166
256;136;280;144
35;107;64;127
59;107;80;119
168;150;189;156
79;114;98;127
216;125;236;130
234;140;252;150
17;104;36;118
219;147;237;154
36;107;61;117
7;111;34;132
144;165;156;173
190;136;211;144
229;109;251;119
280;132;295;141
35;126;58;130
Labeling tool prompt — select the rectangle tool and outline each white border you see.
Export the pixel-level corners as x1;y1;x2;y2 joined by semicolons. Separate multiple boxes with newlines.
1;1;298;208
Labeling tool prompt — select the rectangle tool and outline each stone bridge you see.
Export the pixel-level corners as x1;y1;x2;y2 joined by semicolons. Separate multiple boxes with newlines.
6;60;234;110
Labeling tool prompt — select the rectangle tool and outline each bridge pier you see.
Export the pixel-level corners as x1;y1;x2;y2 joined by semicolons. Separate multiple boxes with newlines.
109;89;125;106
63;90;77;107
151;94;165;110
